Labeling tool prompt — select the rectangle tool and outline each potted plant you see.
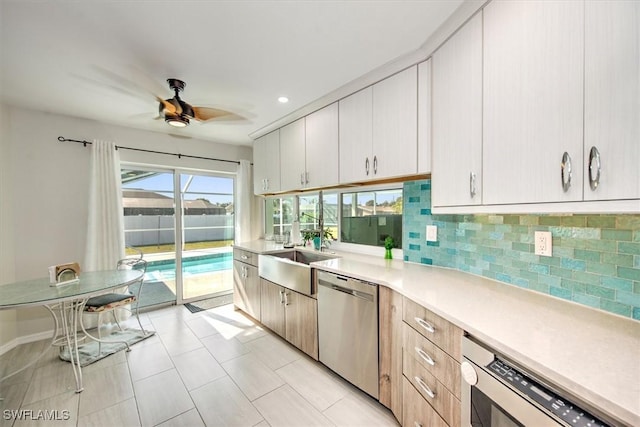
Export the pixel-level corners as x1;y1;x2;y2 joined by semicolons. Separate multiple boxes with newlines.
302;228;334;250
384;236;395;259
302;230;315;247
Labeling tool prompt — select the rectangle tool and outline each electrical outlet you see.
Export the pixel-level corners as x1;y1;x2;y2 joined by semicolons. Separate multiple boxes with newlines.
534;231;552;257
426;225;438;242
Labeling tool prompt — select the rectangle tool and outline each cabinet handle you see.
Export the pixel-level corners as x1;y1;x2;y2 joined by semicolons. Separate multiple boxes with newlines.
300;173;304;186
241;254;249;260
414;376;435;399
588;146;601;191
305;171;309;185
373;155;378;175
365;157;370;176
561;152;573;192
469;172;477;198
414;317;435;334
414;347;435;366
414;423;422;427
279;290;285;305
284;291;290;306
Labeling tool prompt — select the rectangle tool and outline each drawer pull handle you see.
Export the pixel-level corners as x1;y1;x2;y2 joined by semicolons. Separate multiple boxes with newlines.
414;317;435;334
414;423;422;427
414;347;435;366
414;376;435;399
241;255;248;260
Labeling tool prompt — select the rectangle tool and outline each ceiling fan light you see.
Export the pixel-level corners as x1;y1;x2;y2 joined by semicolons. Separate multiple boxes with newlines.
165;114;189;127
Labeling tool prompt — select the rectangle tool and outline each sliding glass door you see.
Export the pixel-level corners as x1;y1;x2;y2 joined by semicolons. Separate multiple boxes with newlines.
121;169;178;308
121;167;234;307
179;173;234;301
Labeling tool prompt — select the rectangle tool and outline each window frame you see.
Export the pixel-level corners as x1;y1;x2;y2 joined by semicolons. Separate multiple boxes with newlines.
263;182;403;257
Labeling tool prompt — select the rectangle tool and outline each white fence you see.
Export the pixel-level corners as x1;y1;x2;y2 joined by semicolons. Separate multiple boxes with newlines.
124;215;234;246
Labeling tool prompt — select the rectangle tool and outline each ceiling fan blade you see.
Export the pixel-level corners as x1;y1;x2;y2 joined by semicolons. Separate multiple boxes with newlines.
157;97;176;115
192;106;245;122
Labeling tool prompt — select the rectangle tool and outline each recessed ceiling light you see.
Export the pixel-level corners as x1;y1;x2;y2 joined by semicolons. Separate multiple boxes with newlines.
278;96;289;103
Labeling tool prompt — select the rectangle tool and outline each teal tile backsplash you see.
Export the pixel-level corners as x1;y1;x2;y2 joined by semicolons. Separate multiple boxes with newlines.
403;179;640;320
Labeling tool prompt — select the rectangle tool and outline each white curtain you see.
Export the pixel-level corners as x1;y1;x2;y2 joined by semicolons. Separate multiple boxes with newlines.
235;159;252;244
84;139;125;271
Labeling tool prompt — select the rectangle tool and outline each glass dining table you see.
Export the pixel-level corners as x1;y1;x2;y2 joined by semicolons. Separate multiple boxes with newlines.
0;269;143;393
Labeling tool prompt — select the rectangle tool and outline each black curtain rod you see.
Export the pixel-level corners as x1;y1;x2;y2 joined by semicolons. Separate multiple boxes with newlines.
58;136;242;165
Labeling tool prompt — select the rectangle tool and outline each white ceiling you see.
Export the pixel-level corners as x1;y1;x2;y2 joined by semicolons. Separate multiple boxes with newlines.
0;1;463;147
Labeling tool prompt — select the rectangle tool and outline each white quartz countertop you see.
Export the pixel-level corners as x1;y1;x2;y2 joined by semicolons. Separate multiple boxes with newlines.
234;241;640;426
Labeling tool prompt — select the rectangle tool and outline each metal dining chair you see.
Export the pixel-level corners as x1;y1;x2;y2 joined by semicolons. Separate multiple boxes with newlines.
79;256;149;355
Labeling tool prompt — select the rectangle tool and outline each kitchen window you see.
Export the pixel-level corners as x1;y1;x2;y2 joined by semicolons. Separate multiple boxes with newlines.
341;188;402;248
264;186;402;249
265;196;294;238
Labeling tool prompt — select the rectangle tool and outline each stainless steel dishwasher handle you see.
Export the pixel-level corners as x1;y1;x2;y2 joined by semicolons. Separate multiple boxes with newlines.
330;285;374;302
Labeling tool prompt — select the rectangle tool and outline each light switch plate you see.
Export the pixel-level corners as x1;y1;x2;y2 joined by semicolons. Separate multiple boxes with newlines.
534;231;552;257
426;225;438;242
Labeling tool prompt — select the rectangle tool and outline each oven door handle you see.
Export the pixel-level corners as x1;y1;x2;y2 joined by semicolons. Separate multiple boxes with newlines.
462;358;565;427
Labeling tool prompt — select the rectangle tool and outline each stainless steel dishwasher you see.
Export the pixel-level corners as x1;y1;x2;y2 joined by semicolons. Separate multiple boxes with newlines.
317;270;378;399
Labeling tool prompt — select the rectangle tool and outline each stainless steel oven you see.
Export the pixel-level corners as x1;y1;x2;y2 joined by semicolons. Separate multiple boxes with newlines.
461;336;611;427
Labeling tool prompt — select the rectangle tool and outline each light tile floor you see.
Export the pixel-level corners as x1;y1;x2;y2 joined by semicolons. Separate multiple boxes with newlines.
0;304;399;427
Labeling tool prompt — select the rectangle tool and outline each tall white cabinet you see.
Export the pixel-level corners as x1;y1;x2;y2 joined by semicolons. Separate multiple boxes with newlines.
305;103;339;189
584;0;640;201
339;86;373;183
482;0;584;204
279;118;306;192
339;66;418;184
253;130;280;195
417;59;432;174
372;66;418;179
431;13;483;208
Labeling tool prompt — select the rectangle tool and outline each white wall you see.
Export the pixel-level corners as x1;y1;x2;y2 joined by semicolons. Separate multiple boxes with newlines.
1;105;257;348
0;103;18;349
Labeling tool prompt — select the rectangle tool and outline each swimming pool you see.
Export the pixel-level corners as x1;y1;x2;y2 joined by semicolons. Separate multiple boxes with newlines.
145;252;232;281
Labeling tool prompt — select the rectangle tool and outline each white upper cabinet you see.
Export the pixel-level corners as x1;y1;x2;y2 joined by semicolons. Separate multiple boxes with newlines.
482;0;584;205
305;103;339;189
583;1;640;201
372;66;418;180
339;86;373;183
432;13;483;208
279;118;306;192
253;130;280;195
339;66;418;185
417;59;432;174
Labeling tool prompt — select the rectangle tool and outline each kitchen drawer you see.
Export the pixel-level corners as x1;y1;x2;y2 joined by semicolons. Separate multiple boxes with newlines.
402;376;448;427
403;297;462;360
403;323;461;398
403;347;461;426
233;248;258;267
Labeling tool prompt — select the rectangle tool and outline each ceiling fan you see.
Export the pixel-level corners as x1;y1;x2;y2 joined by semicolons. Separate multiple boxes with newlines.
157;78;243;127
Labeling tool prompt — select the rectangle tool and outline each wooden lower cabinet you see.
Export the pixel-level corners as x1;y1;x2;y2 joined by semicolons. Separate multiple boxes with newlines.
402;377;448;427
260;278;285;336
403;350;461;426
260;278;318;360
379;287;403;424
403;297;462;361
233;259;261;320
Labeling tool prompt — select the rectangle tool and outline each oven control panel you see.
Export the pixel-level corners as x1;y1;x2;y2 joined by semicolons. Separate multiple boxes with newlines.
488;360;609;427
